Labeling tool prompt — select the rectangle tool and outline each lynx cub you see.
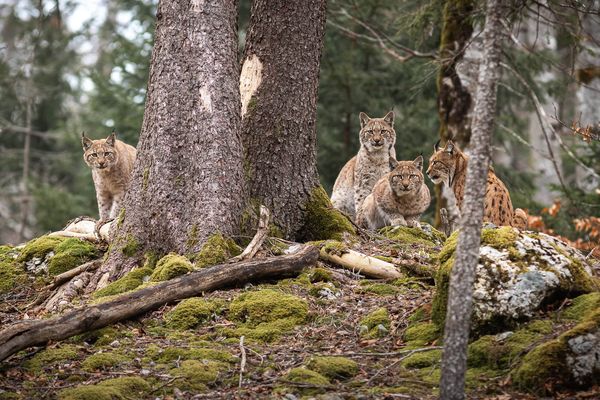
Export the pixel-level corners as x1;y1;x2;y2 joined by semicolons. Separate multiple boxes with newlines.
426;140;527;228
331;111;396;219
357;156;431;230
82;132;136;224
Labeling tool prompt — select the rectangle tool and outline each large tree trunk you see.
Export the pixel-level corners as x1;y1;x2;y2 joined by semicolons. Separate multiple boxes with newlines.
240;0;328;239
95;0;244;284
439;0;502;398
434;0;474;227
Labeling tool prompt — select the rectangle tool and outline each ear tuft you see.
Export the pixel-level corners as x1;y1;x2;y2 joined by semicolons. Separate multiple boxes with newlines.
413;155;424;170
434;139;441;152
105;132;116;147
359;112;370;129
82;132;93;150
389;156;399;170
383;111;394;126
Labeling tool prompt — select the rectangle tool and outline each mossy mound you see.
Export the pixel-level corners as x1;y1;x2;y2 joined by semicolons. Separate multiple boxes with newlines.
81;352;128;372
562;292;600;321
468;320;553;370
307;267;333;283
359;308;391;338
194;233;242;268
432;227;598;332
511;309;600;393
169;359;224;391
93;267;152;298
297;186;356;241
17;236;64;262
227;289;308;342
0;246;25;295
401;349;443;369
403;322;440;347
150;253;193;281
358;282;399;296
25;344;79;374
305;356;359;380
164;298;220;330
149;345;237;365
284;367;330;395
379;223;446;248
57;377;150;400
47;238;98;275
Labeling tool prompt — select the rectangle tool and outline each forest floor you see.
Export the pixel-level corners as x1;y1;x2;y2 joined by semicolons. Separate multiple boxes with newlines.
1;229;599;400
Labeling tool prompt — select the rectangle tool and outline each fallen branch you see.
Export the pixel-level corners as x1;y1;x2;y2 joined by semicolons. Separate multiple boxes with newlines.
46;260;102;290
319;247;402;279
238;335;246;388
0;245;318;362
231;205;270;262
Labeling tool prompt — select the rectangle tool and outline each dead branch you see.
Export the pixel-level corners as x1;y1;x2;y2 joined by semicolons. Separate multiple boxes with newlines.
319;247;402;279
46;260;102;291
0;245;318;362
231;205;270;262
238;335;247;388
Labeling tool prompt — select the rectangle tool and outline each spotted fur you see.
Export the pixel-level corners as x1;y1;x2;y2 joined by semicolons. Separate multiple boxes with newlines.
426;140;527;229
331;111;396;219
82;132;136;223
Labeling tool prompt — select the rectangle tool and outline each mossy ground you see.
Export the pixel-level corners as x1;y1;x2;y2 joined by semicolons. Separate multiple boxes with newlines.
150;253;193;281
297;186;356;241
0;246;25;295
193;233;242;268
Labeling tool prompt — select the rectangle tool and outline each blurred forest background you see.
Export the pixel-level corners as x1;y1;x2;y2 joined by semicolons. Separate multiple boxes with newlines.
0;0;599;251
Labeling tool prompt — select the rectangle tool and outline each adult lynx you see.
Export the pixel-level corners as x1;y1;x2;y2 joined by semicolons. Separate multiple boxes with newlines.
82;132;136;225
331;111;396;219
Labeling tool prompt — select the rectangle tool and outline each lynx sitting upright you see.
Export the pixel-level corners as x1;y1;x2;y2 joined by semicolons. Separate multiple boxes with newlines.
82;131;136;225
426;140;527;228
331;111;396;219
357;156;431;230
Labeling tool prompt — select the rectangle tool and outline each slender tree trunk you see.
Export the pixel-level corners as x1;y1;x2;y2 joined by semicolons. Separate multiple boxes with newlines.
439;0;502;399
240;0;327;239
95;0;244;284
18;98;32;242
434;0;474;227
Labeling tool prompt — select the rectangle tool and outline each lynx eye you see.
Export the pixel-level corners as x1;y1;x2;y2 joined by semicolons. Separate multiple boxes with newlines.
104;152;112;157
90;153;98;158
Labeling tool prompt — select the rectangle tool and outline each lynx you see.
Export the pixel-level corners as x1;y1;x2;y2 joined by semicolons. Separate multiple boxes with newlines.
82;132;136;225
426;140;527;228
331;111;396;219
357;156;431;230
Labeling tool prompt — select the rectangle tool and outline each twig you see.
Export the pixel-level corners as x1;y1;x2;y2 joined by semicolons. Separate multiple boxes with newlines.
149;376;184;394
318;346;443;358
46;259;102;290
231;205;270;262
238;335;247;388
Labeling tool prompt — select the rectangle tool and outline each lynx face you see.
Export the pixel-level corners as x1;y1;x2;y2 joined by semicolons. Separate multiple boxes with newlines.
427;140;456;185
359;111;395;154
389;156;424;197
82;133;118;171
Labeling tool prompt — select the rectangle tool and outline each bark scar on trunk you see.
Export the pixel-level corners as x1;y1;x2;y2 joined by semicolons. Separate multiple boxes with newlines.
240;54;263;118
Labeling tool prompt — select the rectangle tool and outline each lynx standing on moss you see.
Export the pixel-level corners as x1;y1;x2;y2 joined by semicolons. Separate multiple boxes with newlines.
331;111;396;219
427;140;528;228
357;156;431;230
82;132;136;225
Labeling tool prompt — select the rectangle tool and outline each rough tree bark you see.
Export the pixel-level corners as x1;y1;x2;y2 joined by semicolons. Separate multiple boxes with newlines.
439;0;502;399
93;0;245;285
434;0;474;227
240;0;328;239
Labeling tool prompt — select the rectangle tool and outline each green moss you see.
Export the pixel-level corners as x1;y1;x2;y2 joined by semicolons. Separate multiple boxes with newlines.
93;267;152;298
25;344;79;373
186;224;199;250
297;186;356;241
431;254;454;328
359;308;391;338
194;233;242;268
170;359;223;391
0;247;25;295
47;238;98;275
308;267;333;283
57;377;150;400
403;322;440;345
152;346;236;364
359;282;399;296
285;367;330;394
379;224;446;247
17;235;64;262
401;349;442;369
75;327;122;346
0;393;21;400
164;298;220;330
305;356;358;380
120;235;139;257
563;292;600;321
480;226;518;249
511;339;567;392
116;208;125;228
227;289;308;342
320;240;348;256
407;305;431;324
81;352;128;371
150;253;193;281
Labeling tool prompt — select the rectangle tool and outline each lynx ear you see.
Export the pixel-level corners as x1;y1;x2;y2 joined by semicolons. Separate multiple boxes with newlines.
383;110;394;126
389;157;399;170
413;155;424;170
434;139;441;152
359;112;370;129
105;132;116;147
82;132;93;150
445;140;455;154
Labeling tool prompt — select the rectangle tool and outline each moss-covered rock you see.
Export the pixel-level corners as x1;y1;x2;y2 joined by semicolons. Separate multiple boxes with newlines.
307;267;333;283
164;298;220;330
81;352;128;372
148;344;237;365
401;349;442;369
380;223;446;248
93;267;152;298
359;307;391;338
194;233;242;268
0;246;25;295
432;227;598;332
305;356;359;380
17;236;64;263
358;282;399;296
57;377;150;400
47;238;98;275
284;367;330;395
25;344;79;373
403;322;440;346
150;253;193;281
562;292;600;321
227;289;308;342
169;359;223;391
297;186;356;241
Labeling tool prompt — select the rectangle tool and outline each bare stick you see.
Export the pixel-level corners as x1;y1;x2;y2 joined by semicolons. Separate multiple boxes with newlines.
238;335;247;388
231;205;270;262
319;246;401;279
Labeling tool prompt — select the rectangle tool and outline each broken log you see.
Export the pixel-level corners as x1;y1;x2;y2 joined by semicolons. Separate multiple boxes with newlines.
0;245;318;362
319;247;402;279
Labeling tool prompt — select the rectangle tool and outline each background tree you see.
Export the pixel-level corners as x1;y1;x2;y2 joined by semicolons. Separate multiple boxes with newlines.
439;0;502;397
